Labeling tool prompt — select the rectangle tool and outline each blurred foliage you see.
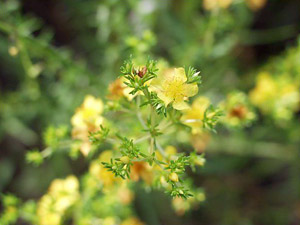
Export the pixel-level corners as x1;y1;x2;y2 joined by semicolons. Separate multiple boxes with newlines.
1;0;300;224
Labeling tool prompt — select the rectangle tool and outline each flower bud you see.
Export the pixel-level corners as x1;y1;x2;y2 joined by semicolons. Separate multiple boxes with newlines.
195;157;206;166
137;66;147;78
120;156;130;164
169;172;179;182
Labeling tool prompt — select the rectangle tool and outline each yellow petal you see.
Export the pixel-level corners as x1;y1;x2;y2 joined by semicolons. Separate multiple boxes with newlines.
174;67;187;83
173;101;190;110
157;90;173;106
183;83;198;97
83;95;103;114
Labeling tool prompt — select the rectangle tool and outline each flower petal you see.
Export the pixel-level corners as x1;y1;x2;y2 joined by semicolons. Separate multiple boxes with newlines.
173;101;190;110
174;67;187;83
183;83;198;97
157;90;173;106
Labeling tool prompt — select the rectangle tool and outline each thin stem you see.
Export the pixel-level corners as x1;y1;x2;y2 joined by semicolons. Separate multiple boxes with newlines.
149;106;155;154
136;95;147;129
155;141;167;158
41;147;52;158
134;134;151;144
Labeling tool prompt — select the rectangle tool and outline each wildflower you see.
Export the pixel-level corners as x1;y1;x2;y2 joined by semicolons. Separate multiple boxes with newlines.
37;176;79;225
150;68;198;110
181;97;211;134
203;0;233;11
71;95;104;156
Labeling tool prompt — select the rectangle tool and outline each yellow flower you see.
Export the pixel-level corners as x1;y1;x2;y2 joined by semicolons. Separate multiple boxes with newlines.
249;72;277;112
37;195;61;225
89;150;122;189
130;161;153;184
37;176;79;225
203;0;233;11
181;97;211;134
71;95;104;156
108;77;136;101
246;0;267;11
150;68;198;110
249;72;299;120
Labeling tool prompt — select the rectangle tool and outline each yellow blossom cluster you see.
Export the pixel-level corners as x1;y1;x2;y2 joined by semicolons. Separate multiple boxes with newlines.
249;72;300;121
37;176;79;225
71;95;104;156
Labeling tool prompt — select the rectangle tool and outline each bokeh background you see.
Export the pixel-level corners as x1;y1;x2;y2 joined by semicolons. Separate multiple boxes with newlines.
1;0;300;224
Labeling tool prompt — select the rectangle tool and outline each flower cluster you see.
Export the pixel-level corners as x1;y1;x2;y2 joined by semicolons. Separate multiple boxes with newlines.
250;72;299;121
37;176;79;225
71;95;104;156
86;57;221;200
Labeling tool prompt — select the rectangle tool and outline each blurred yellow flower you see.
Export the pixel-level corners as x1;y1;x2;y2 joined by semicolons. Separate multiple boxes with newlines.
37;176;79;225
191;132;211;153
181;97;211;134
71;95;104;156
131;161;153;184
108;77;136;101
203;0;233;11
172;190;205;216
150;68;198;110
118;185;134;205
249;72;299;120
89;150;122;189
156;145;178;162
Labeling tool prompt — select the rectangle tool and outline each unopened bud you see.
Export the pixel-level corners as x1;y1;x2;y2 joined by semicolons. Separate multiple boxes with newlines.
137;66;147;78
169;172;179;182
120;156;130;164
